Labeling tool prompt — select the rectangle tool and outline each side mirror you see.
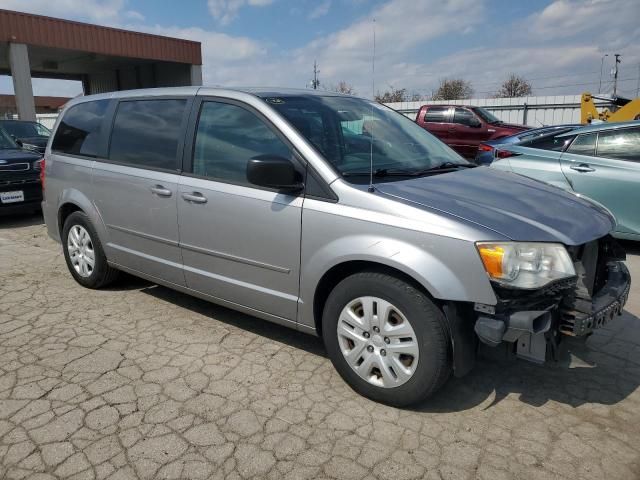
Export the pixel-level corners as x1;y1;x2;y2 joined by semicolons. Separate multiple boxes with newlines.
470;118;482;128
247;155;304;192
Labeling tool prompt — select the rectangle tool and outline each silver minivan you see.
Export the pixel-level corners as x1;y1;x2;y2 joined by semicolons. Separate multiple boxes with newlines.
42;87;630;406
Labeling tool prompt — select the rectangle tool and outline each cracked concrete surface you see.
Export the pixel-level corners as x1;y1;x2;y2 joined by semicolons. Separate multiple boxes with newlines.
0;214;639;480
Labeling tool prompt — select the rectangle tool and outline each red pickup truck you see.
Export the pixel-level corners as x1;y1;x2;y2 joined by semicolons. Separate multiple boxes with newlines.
415;105;529;159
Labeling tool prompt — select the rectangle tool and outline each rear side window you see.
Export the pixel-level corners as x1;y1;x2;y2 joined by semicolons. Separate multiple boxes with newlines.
109;99;187;171
52;100;109;157
597;127;640;161
424;107;449;123
566;133;596;156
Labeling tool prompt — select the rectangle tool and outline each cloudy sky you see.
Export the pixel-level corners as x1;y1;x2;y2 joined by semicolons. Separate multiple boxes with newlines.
1;0;639;99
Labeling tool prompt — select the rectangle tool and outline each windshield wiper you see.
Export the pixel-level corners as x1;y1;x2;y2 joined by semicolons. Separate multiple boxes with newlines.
342;163;475;178
411;162;476;174
342;168;415;177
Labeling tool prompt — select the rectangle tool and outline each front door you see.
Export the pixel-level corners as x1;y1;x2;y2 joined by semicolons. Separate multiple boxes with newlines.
178;99;303;321
92;98;190;285
560;127;640;237
450;107;487;158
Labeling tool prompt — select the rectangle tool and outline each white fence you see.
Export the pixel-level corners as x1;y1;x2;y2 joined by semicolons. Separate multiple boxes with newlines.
384;95;614;127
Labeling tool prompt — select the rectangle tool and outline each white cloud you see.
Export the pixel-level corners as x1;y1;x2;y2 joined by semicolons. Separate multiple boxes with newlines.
207;0;274;25
308;0;331;20
0;0;140;23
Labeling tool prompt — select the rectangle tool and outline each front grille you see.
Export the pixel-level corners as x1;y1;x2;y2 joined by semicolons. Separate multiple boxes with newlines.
0;163;29;172
559;236;626;335
0;177;39;186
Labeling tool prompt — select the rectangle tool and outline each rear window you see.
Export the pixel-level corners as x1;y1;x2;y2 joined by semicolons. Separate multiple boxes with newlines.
521;133;571;151
52;100;110;157
108;99;187;171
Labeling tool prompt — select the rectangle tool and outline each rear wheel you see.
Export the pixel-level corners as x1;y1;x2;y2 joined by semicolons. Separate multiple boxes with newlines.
62;211;118;288
322;271;451;406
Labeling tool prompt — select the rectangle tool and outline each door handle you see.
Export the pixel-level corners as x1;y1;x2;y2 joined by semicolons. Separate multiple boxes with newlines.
182;192;208;204
570;164;595;173
150;185;172;197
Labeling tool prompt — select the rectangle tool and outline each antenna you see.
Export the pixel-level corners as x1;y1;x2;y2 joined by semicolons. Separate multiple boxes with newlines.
312;60;320;90
368;18;376;193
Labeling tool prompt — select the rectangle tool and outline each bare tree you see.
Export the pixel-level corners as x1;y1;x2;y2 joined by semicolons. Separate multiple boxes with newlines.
331;81;356;95
496;74;532;98
432;78;474;100
374;88;407;103
408;91;424;101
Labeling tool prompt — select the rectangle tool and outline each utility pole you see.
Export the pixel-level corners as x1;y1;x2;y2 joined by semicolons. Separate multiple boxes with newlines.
598;53;608;93
612;53;621;97
311;61;320;90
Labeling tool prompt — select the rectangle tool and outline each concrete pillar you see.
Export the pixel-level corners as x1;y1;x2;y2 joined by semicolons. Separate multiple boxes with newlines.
8;43;36;121
190;65;203;86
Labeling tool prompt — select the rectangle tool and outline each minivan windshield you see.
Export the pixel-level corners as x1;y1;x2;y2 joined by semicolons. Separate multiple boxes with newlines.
260;94;467;181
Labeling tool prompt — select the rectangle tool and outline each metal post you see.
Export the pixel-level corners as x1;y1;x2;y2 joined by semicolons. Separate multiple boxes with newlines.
598;54;608;93
613;54;621;97
522;102;528;125
8;43;36;121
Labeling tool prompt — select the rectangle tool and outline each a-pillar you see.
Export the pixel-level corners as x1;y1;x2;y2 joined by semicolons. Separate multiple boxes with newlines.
8;43;36;121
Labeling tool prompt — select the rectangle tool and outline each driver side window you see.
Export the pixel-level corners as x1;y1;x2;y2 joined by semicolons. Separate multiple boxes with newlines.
453;108;479;127
192;101;291;185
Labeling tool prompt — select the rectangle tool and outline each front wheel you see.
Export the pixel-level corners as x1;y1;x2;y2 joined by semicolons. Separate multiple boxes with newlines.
322;271;451;407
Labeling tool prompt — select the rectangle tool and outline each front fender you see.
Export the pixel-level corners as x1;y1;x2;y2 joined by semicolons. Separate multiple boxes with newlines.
298;233;497;329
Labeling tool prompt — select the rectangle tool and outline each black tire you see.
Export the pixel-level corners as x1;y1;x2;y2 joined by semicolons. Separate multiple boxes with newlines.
62;211;119;289
322;271;451;407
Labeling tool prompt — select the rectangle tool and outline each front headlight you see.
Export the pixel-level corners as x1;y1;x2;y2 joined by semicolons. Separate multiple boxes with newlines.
476;242;575;289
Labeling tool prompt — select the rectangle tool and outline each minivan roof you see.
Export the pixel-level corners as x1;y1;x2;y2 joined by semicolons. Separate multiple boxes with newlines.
62;86;358;109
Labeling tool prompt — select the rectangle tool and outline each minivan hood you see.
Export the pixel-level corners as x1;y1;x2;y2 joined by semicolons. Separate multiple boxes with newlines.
375;168;614;245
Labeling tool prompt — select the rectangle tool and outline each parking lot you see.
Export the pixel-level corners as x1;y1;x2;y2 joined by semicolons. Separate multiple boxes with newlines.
0;214;638;480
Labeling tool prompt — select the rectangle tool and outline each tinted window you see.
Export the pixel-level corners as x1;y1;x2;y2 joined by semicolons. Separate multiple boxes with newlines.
597;128;640;161
52;100;109;157
109;99;186;170
522;133;571;151
453;108;478;127
424;107;449;123
192;101;291;184
567;133;596;156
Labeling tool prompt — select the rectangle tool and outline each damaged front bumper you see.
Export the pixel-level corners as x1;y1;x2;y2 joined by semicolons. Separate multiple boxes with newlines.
473;257;630;364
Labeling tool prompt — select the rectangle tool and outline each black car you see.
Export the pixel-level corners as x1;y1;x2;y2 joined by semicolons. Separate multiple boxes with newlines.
0;120;51;154
0;128;42;215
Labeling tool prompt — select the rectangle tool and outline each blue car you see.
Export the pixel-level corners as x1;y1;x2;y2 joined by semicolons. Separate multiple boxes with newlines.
474;124;582;165
490;120;640;240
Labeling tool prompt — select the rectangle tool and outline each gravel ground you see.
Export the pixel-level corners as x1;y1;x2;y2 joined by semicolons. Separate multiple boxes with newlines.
0;213;639;480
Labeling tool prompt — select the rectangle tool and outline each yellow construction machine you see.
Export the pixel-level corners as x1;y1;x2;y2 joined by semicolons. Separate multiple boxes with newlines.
581;92;640;123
